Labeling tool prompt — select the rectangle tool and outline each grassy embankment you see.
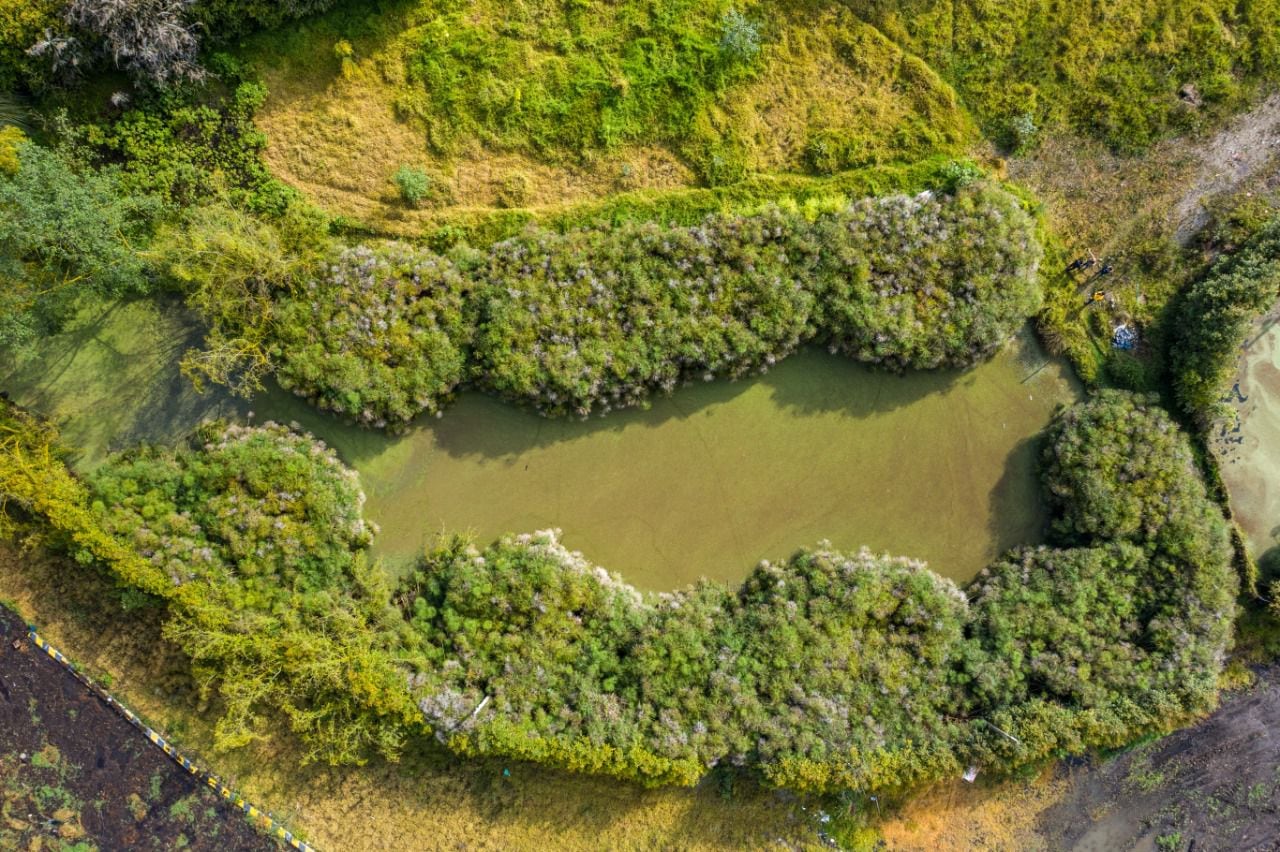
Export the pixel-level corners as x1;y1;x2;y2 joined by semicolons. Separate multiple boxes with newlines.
239;0;1280;388
245;0;975;236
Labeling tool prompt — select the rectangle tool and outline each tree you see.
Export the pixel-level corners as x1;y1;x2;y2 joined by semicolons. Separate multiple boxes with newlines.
1171;219;1280;419
0;140;155;349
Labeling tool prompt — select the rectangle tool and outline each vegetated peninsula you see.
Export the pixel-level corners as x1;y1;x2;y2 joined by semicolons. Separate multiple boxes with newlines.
2;0;1279;849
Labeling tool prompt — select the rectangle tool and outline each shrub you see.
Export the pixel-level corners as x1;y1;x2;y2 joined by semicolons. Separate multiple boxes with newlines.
272;244;472;426
197;181;1038;427
85;421;417;762
963;393;1236;767
718;9;762;66
495;171;531;208
62;0;203;86
63;64;292;211
0;139;157;349
88;421;375;592
0;0;61;90
1042;390;1233;562
811;185;1042;370
400;533;968;789
393;165;431;207
938;159;983;192
1171;218;1280;420
0;124;22;175
3;390;1236;791
473;204;817;417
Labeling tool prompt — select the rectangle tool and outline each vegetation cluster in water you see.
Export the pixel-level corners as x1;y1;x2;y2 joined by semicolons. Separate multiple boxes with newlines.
221;181;1041;427
3;390;1234;793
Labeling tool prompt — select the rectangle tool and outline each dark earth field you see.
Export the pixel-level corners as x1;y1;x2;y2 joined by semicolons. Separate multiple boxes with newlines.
0;605;277;852
1035;668;1280;852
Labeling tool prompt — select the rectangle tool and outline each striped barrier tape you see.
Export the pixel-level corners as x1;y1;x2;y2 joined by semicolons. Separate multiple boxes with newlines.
26;626;316;852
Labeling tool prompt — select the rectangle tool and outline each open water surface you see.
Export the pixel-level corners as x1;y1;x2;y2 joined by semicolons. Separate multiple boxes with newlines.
4;299;1080;589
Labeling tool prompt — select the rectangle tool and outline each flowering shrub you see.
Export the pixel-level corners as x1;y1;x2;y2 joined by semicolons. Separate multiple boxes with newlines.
474;205;817;416
400;532;968;787
393;393;1234;790
49;420;417;764
5;391;1232;788
273;245;471;427
812;187;1042;369
476;181;1040;417
267;182;1042;425
88;421;375;593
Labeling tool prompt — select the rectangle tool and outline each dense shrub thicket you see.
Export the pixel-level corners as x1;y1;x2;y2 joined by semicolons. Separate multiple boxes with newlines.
0;135;158;348
63;60;296;212
1171;218;1280;419
2;391;1232;792
963;392;1236;770
400;392;1235;789
401;536;970;789
273;245;471;426
80;421;419;763
265;182;1041;424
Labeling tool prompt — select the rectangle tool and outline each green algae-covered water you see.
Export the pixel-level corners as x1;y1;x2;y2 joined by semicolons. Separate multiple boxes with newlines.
1213;309;1280;560
4;299;1080;590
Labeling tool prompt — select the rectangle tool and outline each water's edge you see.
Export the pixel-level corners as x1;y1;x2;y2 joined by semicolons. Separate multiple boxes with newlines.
4;300;1080;590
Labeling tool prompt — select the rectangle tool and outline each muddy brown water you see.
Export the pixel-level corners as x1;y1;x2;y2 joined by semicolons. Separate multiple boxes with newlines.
3;299;1079;590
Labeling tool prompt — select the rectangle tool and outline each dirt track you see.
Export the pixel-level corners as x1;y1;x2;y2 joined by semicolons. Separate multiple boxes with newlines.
0;605;276;851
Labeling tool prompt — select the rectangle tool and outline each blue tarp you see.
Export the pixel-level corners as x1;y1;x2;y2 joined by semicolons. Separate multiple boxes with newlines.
1113;324;1137;350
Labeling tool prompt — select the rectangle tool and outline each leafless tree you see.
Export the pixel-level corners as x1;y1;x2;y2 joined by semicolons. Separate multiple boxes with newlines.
34;0;204;87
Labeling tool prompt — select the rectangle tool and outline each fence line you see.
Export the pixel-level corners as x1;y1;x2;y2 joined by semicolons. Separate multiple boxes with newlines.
26;626;316;852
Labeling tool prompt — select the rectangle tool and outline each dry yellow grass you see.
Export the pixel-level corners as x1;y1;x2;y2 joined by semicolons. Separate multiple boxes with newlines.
247;2;972;235
878;773;1066;851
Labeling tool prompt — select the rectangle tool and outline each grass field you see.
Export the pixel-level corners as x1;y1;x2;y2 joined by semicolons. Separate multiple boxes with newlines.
245;0;973;232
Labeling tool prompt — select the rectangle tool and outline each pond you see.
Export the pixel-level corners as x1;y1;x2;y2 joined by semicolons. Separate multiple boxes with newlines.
1213;308;1280;561
4;299;1080;590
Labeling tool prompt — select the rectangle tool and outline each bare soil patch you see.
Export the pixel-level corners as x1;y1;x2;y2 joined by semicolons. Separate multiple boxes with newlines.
0;604;276;851
1035;669;1280;851
1172;94;1280;244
